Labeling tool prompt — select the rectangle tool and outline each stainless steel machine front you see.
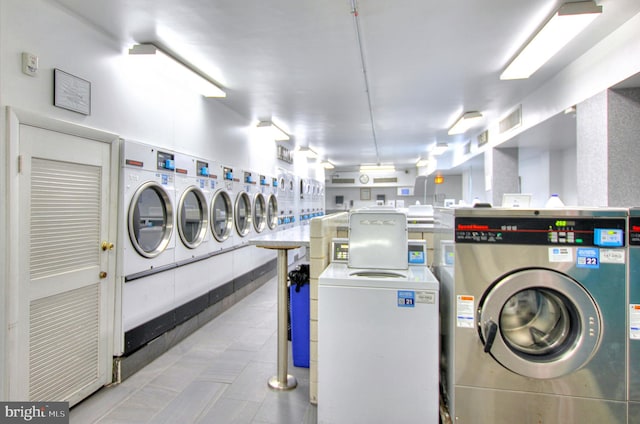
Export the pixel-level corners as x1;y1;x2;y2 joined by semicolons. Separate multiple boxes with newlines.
452;208;627;423
629;208;640;422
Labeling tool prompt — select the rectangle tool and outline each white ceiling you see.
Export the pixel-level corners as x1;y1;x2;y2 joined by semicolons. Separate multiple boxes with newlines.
53;0;640;169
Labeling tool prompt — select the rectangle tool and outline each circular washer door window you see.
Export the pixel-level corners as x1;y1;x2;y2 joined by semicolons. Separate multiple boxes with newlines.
267;195;278;230
177;186;208;249
210;190;233;242
235;191;253;237
128;181;174;258
253;193;267;233
479;268;601;379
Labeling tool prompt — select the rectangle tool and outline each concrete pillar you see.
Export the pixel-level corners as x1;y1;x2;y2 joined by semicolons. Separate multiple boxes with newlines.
486;147;519;206
577;88;640;206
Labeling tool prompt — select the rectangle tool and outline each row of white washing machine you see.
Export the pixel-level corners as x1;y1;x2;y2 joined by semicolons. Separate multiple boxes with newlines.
275;173;325;230
116;139;324;354
119;139;281;279
445;207;640;423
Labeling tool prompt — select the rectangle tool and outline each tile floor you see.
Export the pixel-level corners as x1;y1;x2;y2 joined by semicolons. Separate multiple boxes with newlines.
70;277;316;423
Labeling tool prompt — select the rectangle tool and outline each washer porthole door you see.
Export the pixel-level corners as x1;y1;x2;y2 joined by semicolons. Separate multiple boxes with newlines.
177;186;208;248
235;191;252;237
128;181;174;258
479;268;601;379
210;189;233;242
267;195;278;230
253;193;267;233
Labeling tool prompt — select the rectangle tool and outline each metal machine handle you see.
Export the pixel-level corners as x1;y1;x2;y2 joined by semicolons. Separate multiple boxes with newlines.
483;320;498;353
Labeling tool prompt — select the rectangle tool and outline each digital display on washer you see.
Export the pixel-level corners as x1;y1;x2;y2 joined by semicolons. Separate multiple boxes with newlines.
455;217;626;246
408;241;427;265
630;217;640;245
157;151;175;171
196;160;209;177
223;167;233;181
331;238;349;263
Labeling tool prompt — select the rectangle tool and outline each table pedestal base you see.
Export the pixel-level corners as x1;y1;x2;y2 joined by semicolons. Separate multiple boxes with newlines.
268;374;298;391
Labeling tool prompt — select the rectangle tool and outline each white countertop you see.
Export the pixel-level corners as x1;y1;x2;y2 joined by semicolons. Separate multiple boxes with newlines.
249;225;310;249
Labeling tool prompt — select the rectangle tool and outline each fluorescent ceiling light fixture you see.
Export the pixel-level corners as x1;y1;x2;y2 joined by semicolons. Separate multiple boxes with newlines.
448;112;483;135
296;146;318;159
129;44;226;97
359;165;396;172
256;121;290;141
429;142;449;156
500;1;602;80
416;158;430;167
321;160;335;169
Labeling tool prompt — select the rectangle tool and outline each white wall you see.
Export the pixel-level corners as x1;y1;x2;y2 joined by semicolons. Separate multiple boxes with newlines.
519;148;550;208
461;162;486;204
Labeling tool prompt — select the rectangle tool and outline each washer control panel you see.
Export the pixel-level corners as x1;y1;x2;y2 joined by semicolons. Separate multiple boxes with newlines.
330;238;428;265
455;217;626;247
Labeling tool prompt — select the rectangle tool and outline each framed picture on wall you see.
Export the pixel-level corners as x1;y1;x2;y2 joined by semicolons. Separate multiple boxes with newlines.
360;188;371;201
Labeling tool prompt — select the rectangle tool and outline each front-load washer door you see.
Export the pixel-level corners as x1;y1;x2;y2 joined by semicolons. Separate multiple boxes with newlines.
177;186;208;248
267;194;278;230
479;268;601;379
253;193;267;233
210;189;233;242
128;181;174;258
235;191;252;237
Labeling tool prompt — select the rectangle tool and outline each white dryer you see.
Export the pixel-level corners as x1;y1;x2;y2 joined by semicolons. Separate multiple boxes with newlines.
257;174;278;234
210;163;235;251
173;152;211;262
233;169;255;245
276;171;295;229
299;177;311;224
173;152;213;309
119;139;176;277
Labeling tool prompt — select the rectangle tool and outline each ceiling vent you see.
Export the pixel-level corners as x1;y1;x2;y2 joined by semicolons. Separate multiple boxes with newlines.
332;178;356;184
373;177;398;184
500;105;522;134
477;130;489;147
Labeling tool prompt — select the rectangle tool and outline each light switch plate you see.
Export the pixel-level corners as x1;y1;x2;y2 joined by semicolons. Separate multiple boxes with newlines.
22;52;38;76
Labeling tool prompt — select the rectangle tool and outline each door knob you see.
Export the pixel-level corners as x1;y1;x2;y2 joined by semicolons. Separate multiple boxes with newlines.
101;241;115;251
99;271;108;279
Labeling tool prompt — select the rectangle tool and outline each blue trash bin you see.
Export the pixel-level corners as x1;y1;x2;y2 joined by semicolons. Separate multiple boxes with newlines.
289;267;310;368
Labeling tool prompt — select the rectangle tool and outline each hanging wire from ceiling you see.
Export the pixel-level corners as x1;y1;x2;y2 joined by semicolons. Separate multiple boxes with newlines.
350;0;381;165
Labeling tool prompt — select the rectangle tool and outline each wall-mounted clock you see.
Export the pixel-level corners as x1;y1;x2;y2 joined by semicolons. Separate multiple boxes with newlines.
359;174;370;184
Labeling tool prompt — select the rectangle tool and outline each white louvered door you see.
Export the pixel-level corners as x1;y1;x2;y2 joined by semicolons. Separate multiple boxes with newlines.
18;124;113;406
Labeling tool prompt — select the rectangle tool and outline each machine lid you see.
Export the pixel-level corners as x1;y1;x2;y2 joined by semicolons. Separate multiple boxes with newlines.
479;268;601;379
348;210;408;270
349;271;406;279
319;263;439;291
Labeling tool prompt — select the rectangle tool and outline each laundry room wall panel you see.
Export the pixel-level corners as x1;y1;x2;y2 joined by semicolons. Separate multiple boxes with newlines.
519;148;550;208
173;261;212;311
122;271;176;333
461;163;486;204
551;146;578;206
